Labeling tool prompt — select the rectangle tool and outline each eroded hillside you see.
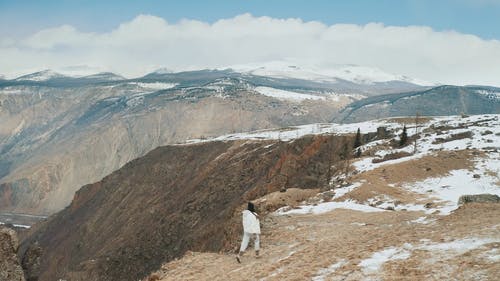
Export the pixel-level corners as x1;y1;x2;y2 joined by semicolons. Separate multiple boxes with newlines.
20;114;500;281
21;134;356;281
145;114;500;281
0;73;349;215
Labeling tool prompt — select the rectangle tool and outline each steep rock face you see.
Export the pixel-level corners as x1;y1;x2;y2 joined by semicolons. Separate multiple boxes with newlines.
0;82;343;215
22;134;352;281
0;226;25;281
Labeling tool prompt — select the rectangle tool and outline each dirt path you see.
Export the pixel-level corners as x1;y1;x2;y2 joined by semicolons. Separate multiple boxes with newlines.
148;201;499;281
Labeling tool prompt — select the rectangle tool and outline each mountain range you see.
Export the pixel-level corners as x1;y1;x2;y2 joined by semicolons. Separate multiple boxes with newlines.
0;66;498;215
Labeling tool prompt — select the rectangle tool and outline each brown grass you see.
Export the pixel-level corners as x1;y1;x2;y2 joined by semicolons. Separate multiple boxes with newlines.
338;149;477;204
143;149;498;281
146;202;500;281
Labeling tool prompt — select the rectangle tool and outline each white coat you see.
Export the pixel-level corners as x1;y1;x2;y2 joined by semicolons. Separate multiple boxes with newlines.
242;210;260;234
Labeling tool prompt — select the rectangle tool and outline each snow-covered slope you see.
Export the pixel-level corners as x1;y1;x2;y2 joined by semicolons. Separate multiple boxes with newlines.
230;61;436;86
253;86;326;101
14;70;66;81
190;114;499;217
475;89;500;101
146;114;499;281
11;69;125;81
127;82;178;90
150;67;174;75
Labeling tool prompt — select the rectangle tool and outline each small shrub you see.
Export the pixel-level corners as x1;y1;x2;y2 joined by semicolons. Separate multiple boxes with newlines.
372;151;412;163
432;131;472;144
399;125;408;147
354;128;362;148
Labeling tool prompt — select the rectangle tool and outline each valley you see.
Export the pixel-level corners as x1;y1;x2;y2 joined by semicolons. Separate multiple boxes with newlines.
1;68;498;217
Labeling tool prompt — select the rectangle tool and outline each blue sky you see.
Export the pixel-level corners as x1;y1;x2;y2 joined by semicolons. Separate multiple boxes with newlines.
1;0;500;39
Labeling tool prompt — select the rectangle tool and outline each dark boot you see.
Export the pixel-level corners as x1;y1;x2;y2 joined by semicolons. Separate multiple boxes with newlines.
236;251;243;263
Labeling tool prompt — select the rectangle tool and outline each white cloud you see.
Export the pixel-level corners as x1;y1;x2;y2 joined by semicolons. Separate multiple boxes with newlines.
1;13;500;86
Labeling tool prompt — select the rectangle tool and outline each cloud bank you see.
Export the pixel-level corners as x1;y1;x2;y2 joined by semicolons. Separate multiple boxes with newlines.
1;13;500;86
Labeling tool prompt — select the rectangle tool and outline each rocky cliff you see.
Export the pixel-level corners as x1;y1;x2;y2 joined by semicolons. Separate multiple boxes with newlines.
0;226;25;281
21;134;354;281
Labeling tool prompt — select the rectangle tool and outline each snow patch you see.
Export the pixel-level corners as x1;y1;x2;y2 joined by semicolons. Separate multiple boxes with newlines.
482;248;500;263
15;70;64;81
129;82;178;90
188;118;403;143
411;217;434;224
253;86;325;101
358;237;498;276
0;221;31;229
359;245;412;273
331;183;362;199
403;155;500;215
0;87;26;95
277;200;385;215
420;237;497;254
126;96;144;107
312;259;346;281
475;90;500;100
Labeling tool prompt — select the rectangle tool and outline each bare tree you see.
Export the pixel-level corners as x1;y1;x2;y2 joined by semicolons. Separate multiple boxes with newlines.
324;135;337;189
340;142;352;181
414;112;420;154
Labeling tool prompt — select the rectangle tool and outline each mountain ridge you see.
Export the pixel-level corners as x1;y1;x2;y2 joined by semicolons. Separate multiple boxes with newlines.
0;69;497;216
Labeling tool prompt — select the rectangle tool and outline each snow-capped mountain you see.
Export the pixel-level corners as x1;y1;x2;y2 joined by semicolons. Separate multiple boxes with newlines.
14;70;67;81
1;64;495;217
151;67;174;75
8;62;435;91
80;72;125;81
229;61;436;86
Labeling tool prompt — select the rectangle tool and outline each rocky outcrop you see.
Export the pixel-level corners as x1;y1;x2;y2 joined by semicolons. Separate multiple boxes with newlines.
21;242;42;281
0;226;25;281
458;194;500;204
21;134;352;281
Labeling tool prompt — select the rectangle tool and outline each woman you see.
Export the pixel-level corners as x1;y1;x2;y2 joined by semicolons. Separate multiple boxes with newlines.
236;202;260;263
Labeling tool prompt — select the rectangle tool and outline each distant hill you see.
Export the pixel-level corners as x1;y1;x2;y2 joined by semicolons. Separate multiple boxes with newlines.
336;85;500;123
